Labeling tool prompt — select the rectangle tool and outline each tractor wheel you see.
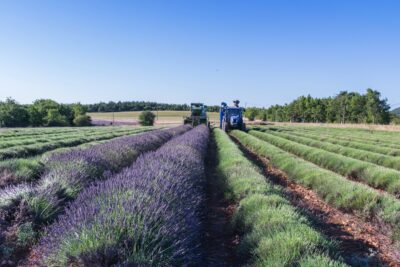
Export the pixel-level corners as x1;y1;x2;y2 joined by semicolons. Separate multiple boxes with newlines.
241;123;246;131
222;121;227;132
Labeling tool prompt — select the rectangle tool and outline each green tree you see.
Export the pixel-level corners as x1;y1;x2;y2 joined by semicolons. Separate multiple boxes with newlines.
390;114;400;125
0;98;30;127
365;88;390;124
244;108;259;121
261;110;267;121
45;109;69;126
263;89;391;124
324;97;336;123
348;93;366;123
72;103;86;117
313;99;327;122
333;91;352;124
139;111;156;126
28;99;60;126
59;104;74;125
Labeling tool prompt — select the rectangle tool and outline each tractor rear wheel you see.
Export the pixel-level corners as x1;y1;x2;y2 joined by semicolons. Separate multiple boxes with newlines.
222;121;228;132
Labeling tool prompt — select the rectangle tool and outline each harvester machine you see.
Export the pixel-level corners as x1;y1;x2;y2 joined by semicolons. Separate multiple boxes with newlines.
220;100;246;132
184;103;210;126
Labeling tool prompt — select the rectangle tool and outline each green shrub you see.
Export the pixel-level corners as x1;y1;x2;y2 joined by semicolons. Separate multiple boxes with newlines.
139;111;156;126
45;109;69;127
73;114;92;126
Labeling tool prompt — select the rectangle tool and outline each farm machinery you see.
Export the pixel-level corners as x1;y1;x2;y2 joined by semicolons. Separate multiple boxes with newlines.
220;100;246;132
184;103;210;126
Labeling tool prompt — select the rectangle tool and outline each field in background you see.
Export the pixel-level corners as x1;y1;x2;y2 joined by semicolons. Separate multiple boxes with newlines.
271;121;400;132
88;110;220;125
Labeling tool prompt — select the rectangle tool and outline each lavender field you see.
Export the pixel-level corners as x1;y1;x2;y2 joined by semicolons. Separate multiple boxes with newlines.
2;125;400;266
0;125;188;265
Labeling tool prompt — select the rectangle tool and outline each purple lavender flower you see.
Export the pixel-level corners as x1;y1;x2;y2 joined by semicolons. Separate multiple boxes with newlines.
30;125;192;221
35;125;209;266
0;125;191;263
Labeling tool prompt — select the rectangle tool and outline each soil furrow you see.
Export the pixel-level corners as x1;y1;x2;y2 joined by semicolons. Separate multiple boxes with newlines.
203;136;240;267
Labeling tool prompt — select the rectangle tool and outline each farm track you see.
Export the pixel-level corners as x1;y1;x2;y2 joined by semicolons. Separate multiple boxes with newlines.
230;134;400;267
203;136;240;267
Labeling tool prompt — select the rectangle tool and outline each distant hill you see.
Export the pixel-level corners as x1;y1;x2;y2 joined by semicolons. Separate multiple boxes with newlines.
392;107;400;116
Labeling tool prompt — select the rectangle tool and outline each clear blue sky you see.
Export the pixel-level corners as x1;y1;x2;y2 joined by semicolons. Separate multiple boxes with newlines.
1;0;400;108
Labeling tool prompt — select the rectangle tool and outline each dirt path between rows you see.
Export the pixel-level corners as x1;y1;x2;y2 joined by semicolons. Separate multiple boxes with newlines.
202;137;240;267
232;136;400;267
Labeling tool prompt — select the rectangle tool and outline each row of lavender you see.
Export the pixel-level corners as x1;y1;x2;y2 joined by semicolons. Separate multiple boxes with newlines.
0;125;191;263
34;125;209;266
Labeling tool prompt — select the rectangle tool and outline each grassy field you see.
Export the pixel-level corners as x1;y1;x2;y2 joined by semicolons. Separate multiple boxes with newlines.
88;110;220;124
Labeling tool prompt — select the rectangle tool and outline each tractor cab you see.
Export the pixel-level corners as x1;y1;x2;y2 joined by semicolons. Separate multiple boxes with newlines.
184;103;209;126
220;100;246;132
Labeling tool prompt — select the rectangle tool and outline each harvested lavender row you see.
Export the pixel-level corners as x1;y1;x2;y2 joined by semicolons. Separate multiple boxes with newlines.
0;125;190;263
35;125;209;266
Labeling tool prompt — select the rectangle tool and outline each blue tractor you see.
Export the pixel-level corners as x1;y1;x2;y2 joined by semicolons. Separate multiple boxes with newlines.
220;100;246;132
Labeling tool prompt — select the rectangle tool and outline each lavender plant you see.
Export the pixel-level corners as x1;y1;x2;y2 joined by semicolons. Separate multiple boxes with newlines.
35;125;209;266
0;125;190;263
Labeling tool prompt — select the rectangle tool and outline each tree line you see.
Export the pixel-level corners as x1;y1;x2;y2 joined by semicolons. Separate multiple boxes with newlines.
0;98;221;127
0;98;91;127
84;101;220;113
245;89;397;124
1;89;397;127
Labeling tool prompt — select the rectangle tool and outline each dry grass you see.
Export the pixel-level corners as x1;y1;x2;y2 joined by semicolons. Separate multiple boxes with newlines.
88;110;220;125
